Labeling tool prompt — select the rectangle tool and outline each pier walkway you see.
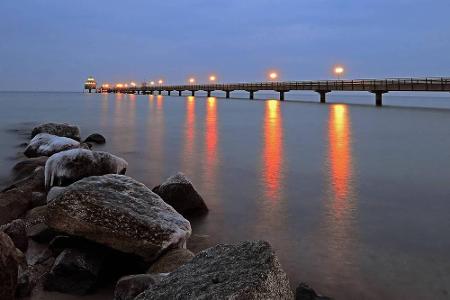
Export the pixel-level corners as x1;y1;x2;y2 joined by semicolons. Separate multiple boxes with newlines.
98;77;450;106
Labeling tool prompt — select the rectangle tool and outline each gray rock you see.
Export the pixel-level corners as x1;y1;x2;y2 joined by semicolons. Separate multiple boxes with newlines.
11;156;48;181
31;122;81;141
84;133;106;144
44;148;128;189
0;219;28;252
46;175;192;261
152;172;208;217
27;223;56;243
114;274;163;300
24;133;80;158
46;186;66;203
43;248;104;295
295;283;333;300
147;248;194;274
0;232;24;300
135;240;294;300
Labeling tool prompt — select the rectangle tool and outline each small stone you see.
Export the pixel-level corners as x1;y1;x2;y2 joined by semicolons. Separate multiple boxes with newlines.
114;274;163;300
84;133;106;144
295;282;333;300
0;189;30;226
152;172;208;218
147;248;194;274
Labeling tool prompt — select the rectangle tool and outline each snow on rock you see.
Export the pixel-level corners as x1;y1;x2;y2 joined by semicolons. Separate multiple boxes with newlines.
24;133;80;158
31;122;81;141
46;174;192;261
44;148;128;189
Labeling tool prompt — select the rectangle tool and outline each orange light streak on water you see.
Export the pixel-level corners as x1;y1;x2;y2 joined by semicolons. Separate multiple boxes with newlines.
262;100;284;201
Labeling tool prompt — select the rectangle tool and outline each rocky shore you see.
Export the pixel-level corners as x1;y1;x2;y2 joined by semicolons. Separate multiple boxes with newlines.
0;122;331;300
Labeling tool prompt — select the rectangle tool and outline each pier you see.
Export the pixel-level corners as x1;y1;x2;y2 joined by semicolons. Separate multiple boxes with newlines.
97;77;450;106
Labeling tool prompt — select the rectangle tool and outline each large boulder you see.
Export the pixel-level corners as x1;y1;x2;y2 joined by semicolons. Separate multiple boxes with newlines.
3;166;45;195
1;219;28;252
44;148;128;189
43;248;104;295
152;173;208;217
0;232;24;300
114;274;163;300
147;248;194;274
135;240;294;300
46;175;192;261
24;133;80;158
31;122;81;141
11;156;48;181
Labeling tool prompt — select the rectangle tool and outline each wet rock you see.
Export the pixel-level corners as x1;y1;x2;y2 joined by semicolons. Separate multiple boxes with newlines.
44;148;128;189
1;219;28;252
84;133;106;144
11;156;48;181
135;240;294;300
147;248;194;274
24;133;80;158
0;189;30;225
27;223;56;243
152;173;208;217
3;166;45;195
31;122;81;141
24;205;47;228
114;274;163;300
0;232;24;300
46;174;192;261
43;248;104;295
31;192;46;208
295;283;333;300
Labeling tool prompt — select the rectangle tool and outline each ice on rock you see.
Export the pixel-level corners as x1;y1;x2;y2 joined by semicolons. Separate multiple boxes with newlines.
44;148;128;189
24;133;80;158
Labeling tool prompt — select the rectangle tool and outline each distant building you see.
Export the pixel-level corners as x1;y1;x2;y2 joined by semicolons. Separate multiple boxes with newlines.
84;76;97;93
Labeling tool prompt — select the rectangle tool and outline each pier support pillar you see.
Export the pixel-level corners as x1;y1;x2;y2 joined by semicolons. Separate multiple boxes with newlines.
191;91;195;96
179;90;182;96
207;91;211;97
225;91;230;98
158;90;162;95
371;90;388;107
168;91;171;96
249;91;254;100
278;91;286;101
316;90;330;103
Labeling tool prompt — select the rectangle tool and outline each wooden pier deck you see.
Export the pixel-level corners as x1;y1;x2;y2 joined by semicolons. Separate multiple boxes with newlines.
98;77;450;106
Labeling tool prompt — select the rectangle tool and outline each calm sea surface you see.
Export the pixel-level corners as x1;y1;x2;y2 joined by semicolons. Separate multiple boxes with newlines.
1;92;449;300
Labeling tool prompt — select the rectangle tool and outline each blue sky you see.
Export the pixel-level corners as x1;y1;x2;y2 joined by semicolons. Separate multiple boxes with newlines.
1;0;449;91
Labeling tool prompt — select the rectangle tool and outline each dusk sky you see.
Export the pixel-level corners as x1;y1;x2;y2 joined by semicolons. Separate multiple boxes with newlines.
1;0;449;91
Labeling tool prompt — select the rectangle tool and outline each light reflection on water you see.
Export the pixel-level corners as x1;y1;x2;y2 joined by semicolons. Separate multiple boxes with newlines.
0;92;449;300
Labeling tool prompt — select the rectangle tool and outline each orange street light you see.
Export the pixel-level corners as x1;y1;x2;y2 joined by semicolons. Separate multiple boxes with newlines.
334;66;345;79
150;81;155;85
130;82;136;87
189;77;196;84
209;75;217;82
158;79;164;85
268;72;278;81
